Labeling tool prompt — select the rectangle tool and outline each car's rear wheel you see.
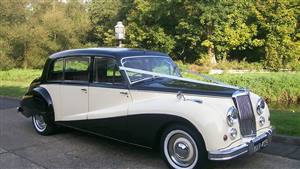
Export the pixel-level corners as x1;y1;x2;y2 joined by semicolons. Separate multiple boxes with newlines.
161;125;207;169
32;114;56;135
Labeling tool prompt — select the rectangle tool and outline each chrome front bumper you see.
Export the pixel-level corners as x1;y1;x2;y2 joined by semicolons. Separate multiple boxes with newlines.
208;128;273;160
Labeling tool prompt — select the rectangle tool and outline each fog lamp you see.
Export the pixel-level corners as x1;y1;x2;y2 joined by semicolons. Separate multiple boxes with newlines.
229;128;238;140
259;116;266;126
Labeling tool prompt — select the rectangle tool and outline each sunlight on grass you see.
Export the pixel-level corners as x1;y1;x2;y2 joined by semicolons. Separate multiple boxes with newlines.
0;69;41;97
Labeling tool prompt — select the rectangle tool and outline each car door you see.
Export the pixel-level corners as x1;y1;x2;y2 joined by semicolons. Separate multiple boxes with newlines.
59;56;90;121
41;58;64;121
87;57;131;138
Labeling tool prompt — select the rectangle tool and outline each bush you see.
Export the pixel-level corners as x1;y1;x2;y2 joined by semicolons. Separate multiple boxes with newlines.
0;69;42;82
177;59;264;73
0;55;16;70
211;72;300;104
182;70;300;105
214;60;263;71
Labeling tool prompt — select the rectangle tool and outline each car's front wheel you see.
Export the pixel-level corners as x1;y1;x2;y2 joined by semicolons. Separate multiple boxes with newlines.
32;114;56;135
161;125;207;169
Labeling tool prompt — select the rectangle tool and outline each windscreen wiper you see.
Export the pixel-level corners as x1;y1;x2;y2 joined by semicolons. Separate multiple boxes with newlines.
131;75;162;85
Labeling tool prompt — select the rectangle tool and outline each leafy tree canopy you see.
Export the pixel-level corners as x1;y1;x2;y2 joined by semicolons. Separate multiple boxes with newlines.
0;0;299;70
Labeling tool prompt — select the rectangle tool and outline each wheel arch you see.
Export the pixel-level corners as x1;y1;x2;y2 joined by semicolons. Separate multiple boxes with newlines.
20;86;54;121
154;115;206;151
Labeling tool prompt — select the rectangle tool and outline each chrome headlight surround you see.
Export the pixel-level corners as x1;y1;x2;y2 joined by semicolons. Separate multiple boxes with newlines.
226;106;238;127
257;98;266;115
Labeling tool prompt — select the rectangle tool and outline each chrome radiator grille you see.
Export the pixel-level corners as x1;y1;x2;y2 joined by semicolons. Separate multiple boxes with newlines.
233;93;256;137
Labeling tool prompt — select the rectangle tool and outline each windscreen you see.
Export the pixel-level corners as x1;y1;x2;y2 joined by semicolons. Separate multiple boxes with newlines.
121;56;181;83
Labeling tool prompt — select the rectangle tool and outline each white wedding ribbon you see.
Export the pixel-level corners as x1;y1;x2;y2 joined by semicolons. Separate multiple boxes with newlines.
119;66;238;89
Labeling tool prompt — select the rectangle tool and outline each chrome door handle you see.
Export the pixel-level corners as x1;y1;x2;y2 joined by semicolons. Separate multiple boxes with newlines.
81;88;87;93
120;91;128;95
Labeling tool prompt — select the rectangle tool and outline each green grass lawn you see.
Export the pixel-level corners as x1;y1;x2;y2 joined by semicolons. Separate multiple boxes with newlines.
271;109;300;137
0;69;299;137
0;69;42;97
0;81;29;97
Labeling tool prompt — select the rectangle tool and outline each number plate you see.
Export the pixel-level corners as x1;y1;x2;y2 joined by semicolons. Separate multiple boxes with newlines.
254;139;269;152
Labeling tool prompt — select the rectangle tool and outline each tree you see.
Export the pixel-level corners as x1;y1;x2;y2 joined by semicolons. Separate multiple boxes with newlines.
253;0;298;70
125;0;175;53
0;0;28;69
89;0;124;46
1;0;299;70
0;0;92;69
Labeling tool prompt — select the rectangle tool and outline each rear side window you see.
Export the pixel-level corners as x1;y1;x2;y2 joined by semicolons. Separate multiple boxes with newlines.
94;57;124;84
48;59;64;81
64;57;90;82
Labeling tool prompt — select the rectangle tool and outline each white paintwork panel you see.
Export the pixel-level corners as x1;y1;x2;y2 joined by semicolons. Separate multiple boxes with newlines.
127;90;271;151
128;90;238;151
88;86;131;120
60;85;89;121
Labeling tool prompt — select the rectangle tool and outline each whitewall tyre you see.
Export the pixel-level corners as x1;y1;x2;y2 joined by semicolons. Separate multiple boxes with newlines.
32;114;56;135
161;125;208;169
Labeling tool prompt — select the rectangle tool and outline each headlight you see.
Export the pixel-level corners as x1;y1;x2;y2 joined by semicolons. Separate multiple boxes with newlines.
226;106;238;126
257;98;266;115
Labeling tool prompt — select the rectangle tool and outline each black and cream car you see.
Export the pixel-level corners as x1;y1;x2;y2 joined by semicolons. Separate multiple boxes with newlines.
18;48;273;169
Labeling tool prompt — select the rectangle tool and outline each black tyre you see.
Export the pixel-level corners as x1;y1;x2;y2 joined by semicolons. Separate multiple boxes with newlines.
32;114;56;135
160;125;208;169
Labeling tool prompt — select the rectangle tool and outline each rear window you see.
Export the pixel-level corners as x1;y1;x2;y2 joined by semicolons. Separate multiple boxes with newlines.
48;59;64;81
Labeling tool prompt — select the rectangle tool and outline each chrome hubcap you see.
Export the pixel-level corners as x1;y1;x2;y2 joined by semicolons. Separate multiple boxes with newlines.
174;142;190;159
33;114;47;132
164;130;198;169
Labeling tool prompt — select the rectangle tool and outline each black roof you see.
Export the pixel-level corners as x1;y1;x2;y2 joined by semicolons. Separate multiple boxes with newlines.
49;48;169;60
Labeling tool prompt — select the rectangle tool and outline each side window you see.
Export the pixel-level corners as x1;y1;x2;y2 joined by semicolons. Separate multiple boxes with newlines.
48;59;64;81
64;57;90;82
94;57;124;84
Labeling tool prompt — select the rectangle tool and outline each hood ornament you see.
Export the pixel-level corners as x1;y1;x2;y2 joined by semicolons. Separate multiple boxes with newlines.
177;91;186;101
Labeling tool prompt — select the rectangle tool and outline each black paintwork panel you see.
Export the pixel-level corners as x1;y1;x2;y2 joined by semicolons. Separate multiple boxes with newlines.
20;87;54;120
20;96;47;117
56;114;195;148
49;48;168;60
131;78;237;97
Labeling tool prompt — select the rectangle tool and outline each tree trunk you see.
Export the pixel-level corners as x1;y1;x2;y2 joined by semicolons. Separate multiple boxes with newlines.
208;46;217;65
23;42;27;69
206;24;217;65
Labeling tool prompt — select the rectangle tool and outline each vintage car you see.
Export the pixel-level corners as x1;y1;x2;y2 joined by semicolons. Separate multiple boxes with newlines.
18;48;273;169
